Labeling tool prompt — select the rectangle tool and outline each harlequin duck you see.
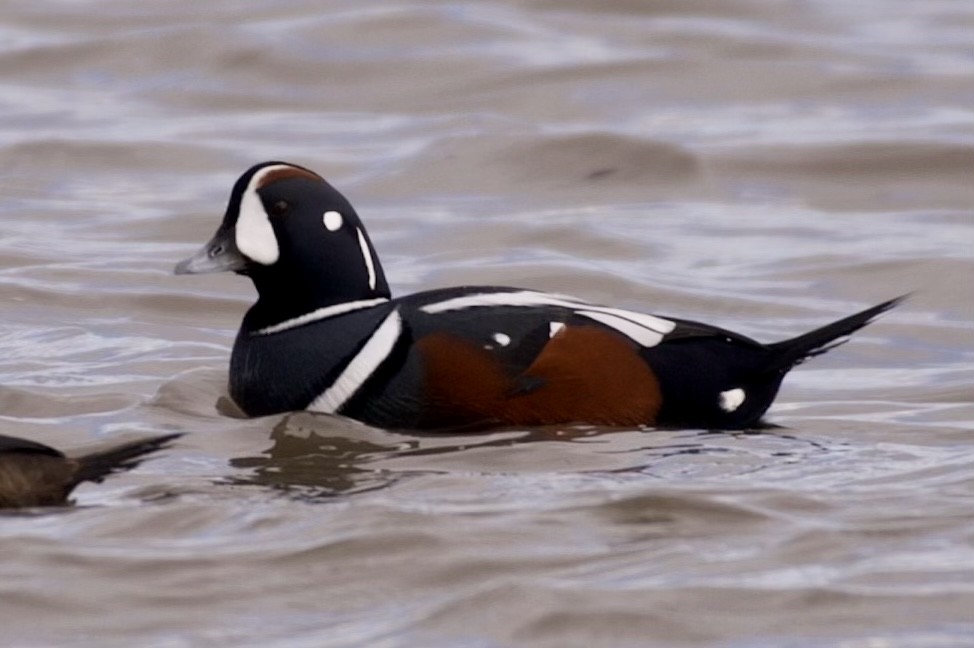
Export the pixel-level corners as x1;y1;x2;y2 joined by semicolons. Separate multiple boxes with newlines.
175;161;902;430
0;433;180;508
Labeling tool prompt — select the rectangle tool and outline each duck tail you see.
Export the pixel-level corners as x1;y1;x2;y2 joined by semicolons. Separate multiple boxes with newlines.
765;295;906;374
73;433;182;484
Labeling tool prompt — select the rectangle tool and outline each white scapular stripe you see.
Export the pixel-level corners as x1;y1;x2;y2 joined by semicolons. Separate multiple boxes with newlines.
549;322;565;338
357;228;377;291
419;290;675;347
421;290;587;313
307;308;402;414
575;310;666;347
236;164;290;265
583;305;676;335
255;298;389;335
719;388;746;413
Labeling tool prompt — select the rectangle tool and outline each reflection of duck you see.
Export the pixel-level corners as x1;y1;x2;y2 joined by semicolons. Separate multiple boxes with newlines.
229;413;750;500
229;415;402;497
0;433;181;509
177;161;902;430
227;414;605;497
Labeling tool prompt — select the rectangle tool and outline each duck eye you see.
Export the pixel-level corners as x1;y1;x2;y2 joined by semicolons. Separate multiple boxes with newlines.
270;200;289;216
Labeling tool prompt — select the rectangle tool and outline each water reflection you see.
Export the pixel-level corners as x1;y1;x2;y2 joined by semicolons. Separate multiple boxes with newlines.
228;416;405;498
228;415;625;496
224;411;837;499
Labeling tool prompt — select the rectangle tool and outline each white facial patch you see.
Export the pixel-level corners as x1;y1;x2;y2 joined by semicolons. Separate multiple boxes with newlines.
235;164;291;265
549;322;565;338
719;388;746;413
323;210;343;232
357;228;377;291
492;333;511;347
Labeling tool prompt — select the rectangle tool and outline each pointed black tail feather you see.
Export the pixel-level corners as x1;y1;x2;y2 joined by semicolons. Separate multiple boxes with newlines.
766;295;906;374
73;433;183;485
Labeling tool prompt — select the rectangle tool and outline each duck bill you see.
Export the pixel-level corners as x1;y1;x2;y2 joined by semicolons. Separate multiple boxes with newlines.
174;228;248;275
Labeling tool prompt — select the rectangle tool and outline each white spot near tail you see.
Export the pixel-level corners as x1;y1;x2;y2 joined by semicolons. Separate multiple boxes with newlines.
357;227;377;290
719;388;746;413
307;308;401;414
236;164;291;265
493;333;511;347
549;322;565;338
323;210;343;231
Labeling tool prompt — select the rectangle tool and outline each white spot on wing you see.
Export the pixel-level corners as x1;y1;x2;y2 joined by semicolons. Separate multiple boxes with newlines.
323;210;343;231
719;388;746;413
492;333;511;347
549;322;565;338
307;308;401;414
255;297;389;335
235;164;290;265
357;227;377;291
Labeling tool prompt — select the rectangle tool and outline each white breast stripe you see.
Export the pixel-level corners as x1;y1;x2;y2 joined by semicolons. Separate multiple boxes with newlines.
357;228;377;291
236;164;290;265
419;290;675;346
576;310;665;347
255;297;389;336
307;308;402;414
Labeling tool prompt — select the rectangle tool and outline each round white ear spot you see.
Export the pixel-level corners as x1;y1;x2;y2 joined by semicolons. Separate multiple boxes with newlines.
323;210;344;232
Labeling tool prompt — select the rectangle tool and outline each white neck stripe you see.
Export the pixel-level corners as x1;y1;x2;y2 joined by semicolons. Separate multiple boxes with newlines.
255;298;389;336
307;308;402;414
357;227;377;291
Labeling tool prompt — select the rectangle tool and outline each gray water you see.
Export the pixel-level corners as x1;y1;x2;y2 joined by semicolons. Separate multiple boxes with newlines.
1;1;973;646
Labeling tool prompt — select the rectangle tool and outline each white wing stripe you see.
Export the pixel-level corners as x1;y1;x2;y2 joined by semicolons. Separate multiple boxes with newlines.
307;308;402;414
576;310;665;347
419;290;675;346
255;298;389;335
420;290;586;313
585;305;675;335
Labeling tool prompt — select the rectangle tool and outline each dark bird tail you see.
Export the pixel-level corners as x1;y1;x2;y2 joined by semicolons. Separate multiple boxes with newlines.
73;433;182;485
766;295;906;373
